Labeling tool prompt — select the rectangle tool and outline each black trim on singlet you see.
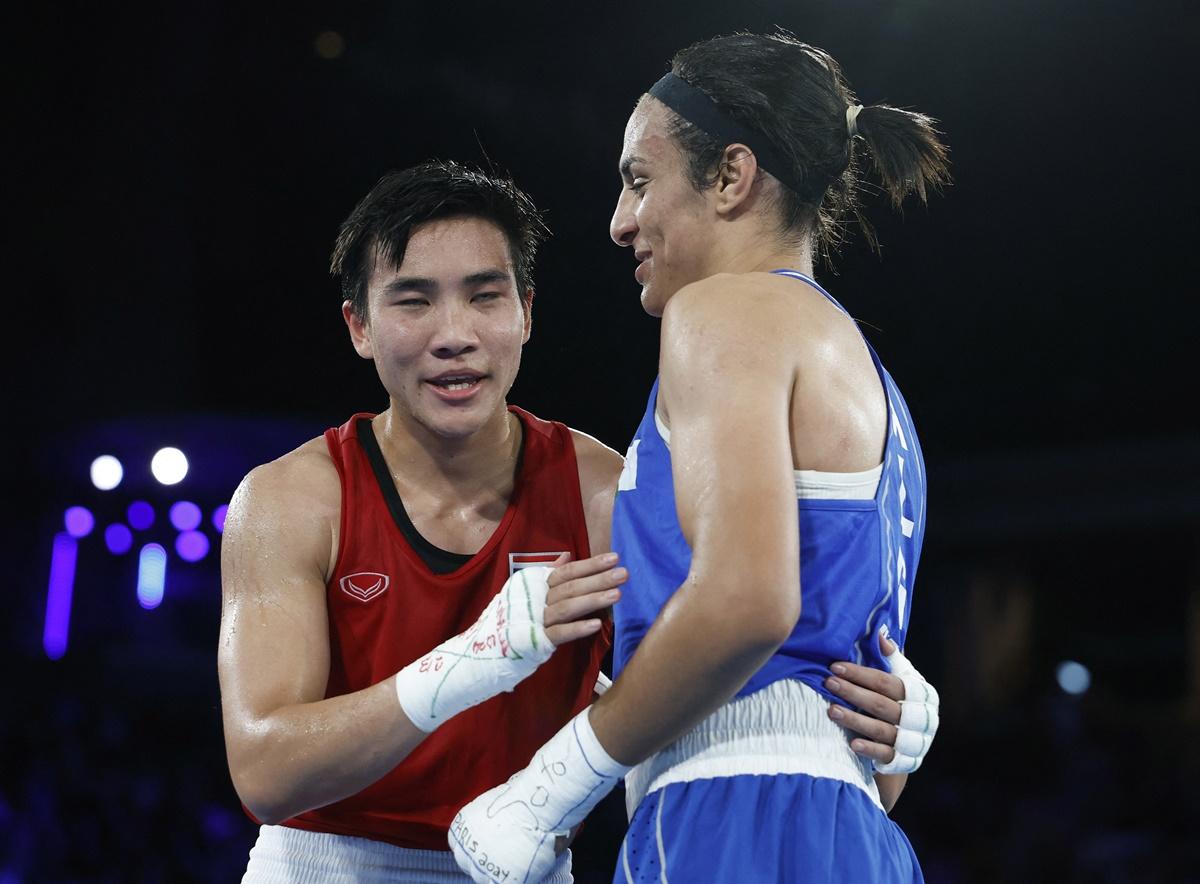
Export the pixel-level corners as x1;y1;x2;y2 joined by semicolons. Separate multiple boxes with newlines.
356;418;474;575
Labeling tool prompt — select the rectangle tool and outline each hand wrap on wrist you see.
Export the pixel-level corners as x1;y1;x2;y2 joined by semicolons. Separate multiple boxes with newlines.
874;642;940;775
449;708;630;884
395;566;555;732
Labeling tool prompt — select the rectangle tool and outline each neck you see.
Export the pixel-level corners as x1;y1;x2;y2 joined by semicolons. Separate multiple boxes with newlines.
705;221;814;280
372;403;520;501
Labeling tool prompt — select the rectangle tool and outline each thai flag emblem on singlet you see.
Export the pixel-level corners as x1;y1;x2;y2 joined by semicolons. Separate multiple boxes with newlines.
508;552;568;576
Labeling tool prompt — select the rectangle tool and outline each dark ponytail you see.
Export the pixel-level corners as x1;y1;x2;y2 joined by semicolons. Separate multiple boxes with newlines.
662;31;951;263
852;105;951;209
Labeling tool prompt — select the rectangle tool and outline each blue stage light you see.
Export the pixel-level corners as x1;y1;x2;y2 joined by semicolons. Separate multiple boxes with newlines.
137;544;168;609
44;533;78;660
127;501;155;531
104;523;133;555
1055;660;1091;696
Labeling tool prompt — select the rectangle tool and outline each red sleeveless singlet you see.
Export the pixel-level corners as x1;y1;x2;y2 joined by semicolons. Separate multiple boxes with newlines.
279;406;609;850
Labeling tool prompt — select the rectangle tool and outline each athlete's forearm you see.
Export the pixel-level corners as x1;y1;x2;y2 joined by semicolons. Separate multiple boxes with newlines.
588;571;797;766
229;565;561;823
229;677;424;825
875;772;908;813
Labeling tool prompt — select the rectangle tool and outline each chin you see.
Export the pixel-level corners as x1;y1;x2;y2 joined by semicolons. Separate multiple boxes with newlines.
423;407;495;440
639;285;667;318
389;396;486;442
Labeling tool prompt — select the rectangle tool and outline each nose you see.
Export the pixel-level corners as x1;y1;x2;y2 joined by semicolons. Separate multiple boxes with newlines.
430;300;479;358
610;190;638;247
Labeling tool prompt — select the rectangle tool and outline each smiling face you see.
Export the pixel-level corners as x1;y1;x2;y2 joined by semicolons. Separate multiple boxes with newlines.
609;97;719;317
343;215;531;441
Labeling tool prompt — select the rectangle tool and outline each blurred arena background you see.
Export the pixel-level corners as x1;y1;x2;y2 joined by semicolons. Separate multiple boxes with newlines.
9;1;1199;881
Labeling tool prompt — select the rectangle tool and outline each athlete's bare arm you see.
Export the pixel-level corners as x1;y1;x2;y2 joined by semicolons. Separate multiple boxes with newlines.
589;277;805;762
218;439;623;824
219;440;413;825
570;430;625;555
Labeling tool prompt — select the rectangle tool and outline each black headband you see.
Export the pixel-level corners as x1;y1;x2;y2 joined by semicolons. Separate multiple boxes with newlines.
648;72;803;195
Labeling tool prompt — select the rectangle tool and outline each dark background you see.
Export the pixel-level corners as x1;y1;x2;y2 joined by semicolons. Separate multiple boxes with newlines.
9;1;1200;881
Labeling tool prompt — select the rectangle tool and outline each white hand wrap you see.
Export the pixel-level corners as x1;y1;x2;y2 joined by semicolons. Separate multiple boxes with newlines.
449;708;630;884
395;566;555;732
593;671;613;696
873;642;940;775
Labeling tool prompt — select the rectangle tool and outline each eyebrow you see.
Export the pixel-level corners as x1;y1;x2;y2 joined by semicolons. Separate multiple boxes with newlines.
383;268;512;294
619;155;648;180
463;269;512;287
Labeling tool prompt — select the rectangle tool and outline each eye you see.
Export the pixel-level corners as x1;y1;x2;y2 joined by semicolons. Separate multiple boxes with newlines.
472;291;502;303
394;297;429;307
630;178;648;194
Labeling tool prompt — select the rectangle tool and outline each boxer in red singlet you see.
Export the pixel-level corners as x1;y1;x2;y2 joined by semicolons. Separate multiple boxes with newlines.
219;161;624;882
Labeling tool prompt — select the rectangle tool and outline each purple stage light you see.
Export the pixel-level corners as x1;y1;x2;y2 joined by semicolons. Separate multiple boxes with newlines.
64;506;95;538
104;523;133;554
44;533;78;659
212;504;229;534
137;543;167;609
127;501;155;531
169;501;202;531
175;530;209;562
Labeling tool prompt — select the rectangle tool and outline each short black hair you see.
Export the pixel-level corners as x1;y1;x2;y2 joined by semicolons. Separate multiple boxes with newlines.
663;32;950;263
331;160;550;319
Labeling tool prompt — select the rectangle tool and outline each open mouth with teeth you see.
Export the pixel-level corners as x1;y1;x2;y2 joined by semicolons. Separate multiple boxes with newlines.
426;373;486;399
431;377;479;390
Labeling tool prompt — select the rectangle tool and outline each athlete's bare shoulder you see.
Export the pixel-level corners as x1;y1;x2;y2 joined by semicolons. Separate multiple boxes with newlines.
567;428;623;554
236;436;340;511
663;271;853;358
568;429;624;496
660;272;807;365
224;435;342;583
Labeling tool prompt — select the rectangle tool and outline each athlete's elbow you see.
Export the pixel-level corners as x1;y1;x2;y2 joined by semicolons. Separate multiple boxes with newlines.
747;567;801;644
230;768;278;824
226;732;301;825
245;797;289;827
754;589;800;647
232;766;304;826
706;575;799;649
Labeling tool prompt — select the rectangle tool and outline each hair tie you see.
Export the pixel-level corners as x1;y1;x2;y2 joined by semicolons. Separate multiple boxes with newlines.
846;104;864;139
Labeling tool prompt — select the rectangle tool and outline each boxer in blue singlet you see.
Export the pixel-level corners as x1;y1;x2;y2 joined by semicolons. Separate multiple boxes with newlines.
450;33;950;884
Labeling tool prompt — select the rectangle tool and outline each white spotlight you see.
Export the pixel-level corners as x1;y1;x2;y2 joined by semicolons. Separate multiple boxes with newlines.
1055;660;1091;696
151;447;189;485
90;455;124;491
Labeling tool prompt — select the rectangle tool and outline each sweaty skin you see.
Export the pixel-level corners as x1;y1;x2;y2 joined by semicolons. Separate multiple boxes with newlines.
218;217;625;825
589;95;908;804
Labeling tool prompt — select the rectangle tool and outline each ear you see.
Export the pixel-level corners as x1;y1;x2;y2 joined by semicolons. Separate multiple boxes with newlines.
521;288;534;344
342;300;375;359
714;144;759;216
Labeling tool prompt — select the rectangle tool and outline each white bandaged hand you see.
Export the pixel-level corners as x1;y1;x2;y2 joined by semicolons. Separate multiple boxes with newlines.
394;566;556;732
449;708;629;884
874;640;940;774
